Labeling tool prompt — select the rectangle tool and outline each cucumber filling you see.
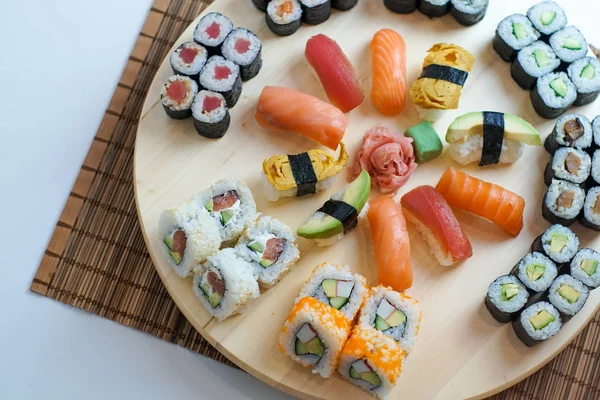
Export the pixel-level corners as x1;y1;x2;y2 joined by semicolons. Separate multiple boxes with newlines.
294;323;324;359
512;23;528;40
321;279;354;310
540;10;556;26
374;298;407;334
562;37;582;50
550;78;568;98
349;360;381;389
533;50;550;68
581;64;596;80
164;229;186;265
199;267;225;308
246;235;286;269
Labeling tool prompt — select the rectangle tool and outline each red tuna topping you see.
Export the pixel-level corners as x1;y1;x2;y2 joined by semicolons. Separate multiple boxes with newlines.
214;65;232;80
203;96;222;113
206;22;221;39
235;38;251;54
166;80;188;103
179;46;199;64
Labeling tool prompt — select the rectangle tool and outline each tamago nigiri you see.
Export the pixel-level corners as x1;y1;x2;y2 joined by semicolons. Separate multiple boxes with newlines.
370;29;407;116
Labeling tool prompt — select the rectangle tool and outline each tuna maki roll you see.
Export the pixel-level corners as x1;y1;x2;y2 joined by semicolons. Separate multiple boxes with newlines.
531;224;579;265
160;75;198;119
570;248;600;289
548;275;589;322
494;14;540;63
199;56;242;108
222;28;262;81
568;57;600;106
331;0;358;11
299;0;331;25
512;301;562;347
526;1;567;40
511;41;560;90
544;113;593;154
511;252;558;294
550;26;588;67
193;12;234;56
589;149;600;187
384;0;417;14
252;0;270;11
418;0;450;18
191;90;230;139
543;179;585;226
266;0;303;36
543;147;591;186
531;72;576;119
485;275;529;323
450;0;489;26
580;187;600;231
170;42;208;80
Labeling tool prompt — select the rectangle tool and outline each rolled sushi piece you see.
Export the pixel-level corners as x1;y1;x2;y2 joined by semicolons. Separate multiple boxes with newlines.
338;327;404;400
493;14;540;62
383;0;417;14
297;263;368;320
158;202;221;277
170;42;208;80
199;56;242;108
580;187;600;231
548;275;589;322
252;0;270;11
531;224;579;265
418;0;450;18
193;248;260;321
511;252;558;294
266;0;303;36
331;0;358;11
262;143;348;201
549;26;588;67
485;275;529;323
568;57;600;106
193;177;258;243
235;216;300;288
588;149;600;187
511;41;560;90
193;12;234;56
544;113;592;154
512;301;562;347
299;0;331;25
531;72;576;119
542;179;585;226
221;28;263;81
357;286;421;354
160;75;198;119
450;0;489;26
279;296;351;378
191;90;230;139
543;147;591;186
526;1;567;40
445;111;542;166
570;248;600;289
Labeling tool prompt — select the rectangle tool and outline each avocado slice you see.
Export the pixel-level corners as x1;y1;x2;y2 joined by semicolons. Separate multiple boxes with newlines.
259;259;274;268
247;241;264;253
321;279;338;298
164;235;174;250
530;310;555;330
526;263;546;281
550;233;568;253
563;37;582;50
550;78;568;98
501;283;520;301
295;339;309;356
387;309;407;327
375;315;391;331
349;366;361;379
533;50;550;68
199;283;221;308
581;259;598;276
512;23;528;40
297;170;371;239
329;296;348;310
446;112;542;146
581;64;596;80
305;337;324;357
220;210;233;225
205;199;214;212
169;251;182;265
540;10;556;26
558;284;580;304
361;372;382;387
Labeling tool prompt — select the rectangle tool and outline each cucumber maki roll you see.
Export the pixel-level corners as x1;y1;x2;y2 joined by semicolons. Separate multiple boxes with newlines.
570;248;600;289
568;57;600;106
331;0;358;11
512;301;562;347
494;14;540;63
550;26;588;68
418;0;450;18
299;0;331;25
532;224;579;265
252;0;270;11
531;72;576;119
221;28;263;81
191;90;230;139
548;275;589;322
170;42;208;81
543;147;591;186
193;12;233;56
544;113;592;154
543;179;585;226
384;0;417;14
485;275;529;323
450;0;488;26
160;75;198;119
526;1;567;40
580;187;600;231
266;0;303;36
511;252;558;295
199;56;242;108
511;41;560;90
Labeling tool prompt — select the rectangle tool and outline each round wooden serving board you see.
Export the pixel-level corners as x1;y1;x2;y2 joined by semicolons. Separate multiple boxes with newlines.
134;1;600;398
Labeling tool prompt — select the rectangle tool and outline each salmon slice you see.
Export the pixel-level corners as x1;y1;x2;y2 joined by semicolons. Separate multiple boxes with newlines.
435;167;525;236
255;86;347;151
368;195;412;291
370;29;407;116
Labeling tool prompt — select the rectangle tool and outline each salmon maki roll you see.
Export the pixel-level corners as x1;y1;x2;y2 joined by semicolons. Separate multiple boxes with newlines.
370;29;407;116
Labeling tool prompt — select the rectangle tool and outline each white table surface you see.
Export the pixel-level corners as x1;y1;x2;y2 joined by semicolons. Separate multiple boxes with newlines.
0;1;290;399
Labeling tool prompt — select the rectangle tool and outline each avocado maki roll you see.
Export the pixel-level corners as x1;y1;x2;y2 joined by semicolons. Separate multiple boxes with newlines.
544;113;592;154
160;75;198;119
193;248;260;321
494;14;540;62
543;147;591;186
532;224;579;265
485;275;529;323
383;0;417;14
191;90;230;139
193;12;234;56
543;179;585;226
418;0;450;18
531;72;576;119
221;28;263;81
548;275;589;322
511;41;560;90
266;0;303;36
570;248;600;289
511;252;558;294
252;0;270;11
331;0;358;11
568;57;600;106
550;26;588;67
580;187;600;231
235;216;300;288
170;42;208;80
526;1;567;40
299;0;331;25
450;0;489;26
512;301;562;347
199;56;242;108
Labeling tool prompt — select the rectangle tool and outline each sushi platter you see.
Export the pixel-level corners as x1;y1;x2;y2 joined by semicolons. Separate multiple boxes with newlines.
134;0;600;399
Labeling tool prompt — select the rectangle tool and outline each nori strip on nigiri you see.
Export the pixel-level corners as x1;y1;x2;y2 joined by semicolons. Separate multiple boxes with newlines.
331;0;358;11
288;152;318;196
480;112;505;166
419;64;469;86
318;200;358;232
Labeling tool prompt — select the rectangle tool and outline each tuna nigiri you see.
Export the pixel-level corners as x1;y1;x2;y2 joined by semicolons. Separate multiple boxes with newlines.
370;29;407;116
305;34;364;113
401;185;472;266
255;86;348;151
435;167;525;236
368;195;412;291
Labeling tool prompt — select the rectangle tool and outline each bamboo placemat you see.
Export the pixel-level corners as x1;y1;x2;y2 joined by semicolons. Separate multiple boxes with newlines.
30;0;600;397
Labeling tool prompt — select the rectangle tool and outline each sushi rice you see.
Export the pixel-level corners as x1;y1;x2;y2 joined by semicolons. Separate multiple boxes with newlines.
513;252;558;293
568;57;600;106
534;224;579;264
170;42;208;77
590;149;600;185
594;116;600;148
193;12;233;48
546;147;591;185
514;301;562;345
495;14;540;61
532;72;577;119
548;275;589;319
546;113;593;152
486;275;529;323
582;187;600;231
544;179;585;223
267;0;303;25
160;75;198;113
526;1;567;37
550;26;588;64
570;248;600;289
448;135;523;166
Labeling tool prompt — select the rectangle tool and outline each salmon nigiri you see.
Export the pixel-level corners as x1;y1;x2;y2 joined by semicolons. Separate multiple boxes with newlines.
255;86;348;150
435;167;525;236
401;185;472;266
368;195;412;291
370;29;407;116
